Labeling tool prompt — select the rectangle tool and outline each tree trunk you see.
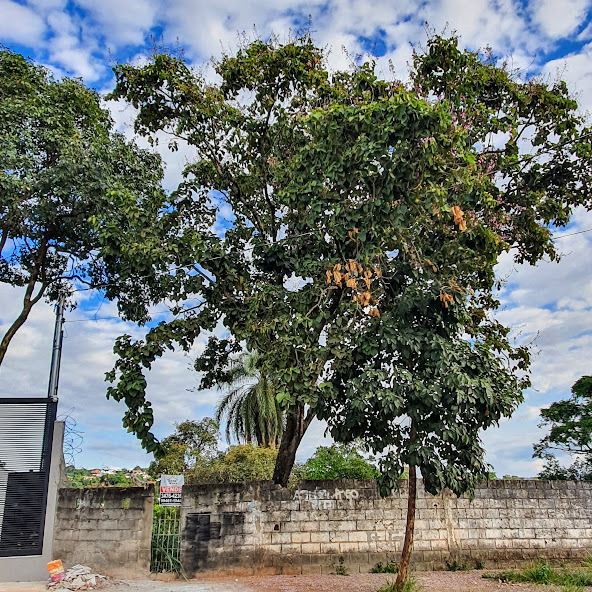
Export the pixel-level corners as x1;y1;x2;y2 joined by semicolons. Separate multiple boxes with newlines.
272;404;311;487
395;463;417;591
255;422;264;447
0;300;34;367
0;243;49;368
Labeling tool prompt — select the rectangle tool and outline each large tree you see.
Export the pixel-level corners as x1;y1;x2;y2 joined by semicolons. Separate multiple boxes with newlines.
0;47;169;366
534;375;592;478
104;35;592;586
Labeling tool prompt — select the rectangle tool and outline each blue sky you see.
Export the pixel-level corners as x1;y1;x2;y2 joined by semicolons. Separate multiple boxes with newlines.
1;0;592;475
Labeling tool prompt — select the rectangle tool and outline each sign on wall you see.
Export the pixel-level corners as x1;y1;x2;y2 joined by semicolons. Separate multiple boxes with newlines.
159;475;184;506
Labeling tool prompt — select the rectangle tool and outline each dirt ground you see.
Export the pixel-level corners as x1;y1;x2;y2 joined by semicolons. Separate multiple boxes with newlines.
1;572;572;592
215;571;569;592
103;571;571;592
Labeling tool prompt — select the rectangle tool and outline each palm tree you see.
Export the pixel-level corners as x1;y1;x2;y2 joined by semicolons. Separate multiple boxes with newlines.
215;352;284;448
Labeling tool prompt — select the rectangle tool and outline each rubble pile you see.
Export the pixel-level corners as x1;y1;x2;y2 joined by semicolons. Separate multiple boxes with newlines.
47;564;107;590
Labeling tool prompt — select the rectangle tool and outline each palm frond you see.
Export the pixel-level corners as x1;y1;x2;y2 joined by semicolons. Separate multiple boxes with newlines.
215;350;284;447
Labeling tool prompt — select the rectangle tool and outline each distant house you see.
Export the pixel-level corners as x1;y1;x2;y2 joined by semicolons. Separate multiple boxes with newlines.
89;469;101;476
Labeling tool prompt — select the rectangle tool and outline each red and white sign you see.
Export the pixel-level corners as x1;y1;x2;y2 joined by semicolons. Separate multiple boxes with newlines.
159;475;184;506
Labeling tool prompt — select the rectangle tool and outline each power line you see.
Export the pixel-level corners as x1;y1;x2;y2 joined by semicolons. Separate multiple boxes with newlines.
552;227;592;240
66;309;175;323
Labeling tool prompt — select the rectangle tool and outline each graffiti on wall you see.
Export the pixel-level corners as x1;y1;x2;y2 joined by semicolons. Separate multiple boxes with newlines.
292;488;359;510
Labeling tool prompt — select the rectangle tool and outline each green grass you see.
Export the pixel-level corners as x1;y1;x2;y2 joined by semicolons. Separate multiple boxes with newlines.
377;574;422;592
483;560;592;588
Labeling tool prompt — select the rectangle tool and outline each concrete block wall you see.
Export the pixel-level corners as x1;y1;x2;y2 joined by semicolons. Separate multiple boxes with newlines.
180;479;592;576
53;486;154;576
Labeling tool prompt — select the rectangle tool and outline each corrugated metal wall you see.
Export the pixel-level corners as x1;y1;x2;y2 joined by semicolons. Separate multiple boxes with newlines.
0;398;57;557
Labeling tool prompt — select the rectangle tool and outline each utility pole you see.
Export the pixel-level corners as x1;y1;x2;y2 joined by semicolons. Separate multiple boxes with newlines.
47;295;65;402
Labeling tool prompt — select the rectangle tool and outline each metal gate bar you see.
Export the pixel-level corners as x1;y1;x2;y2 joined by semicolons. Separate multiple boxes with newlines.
0;398;57;557
150;505;181;573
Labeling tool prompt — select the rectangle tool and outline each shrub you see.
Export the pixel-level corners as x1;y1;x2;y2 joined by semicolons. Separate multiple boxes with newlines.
294;442;380;481
191;444;277;483
372;562;398;574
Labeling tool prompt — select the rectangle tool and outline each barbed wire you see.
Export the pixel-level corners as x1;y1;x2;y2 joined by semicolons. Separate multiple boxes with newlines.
57;407;84;466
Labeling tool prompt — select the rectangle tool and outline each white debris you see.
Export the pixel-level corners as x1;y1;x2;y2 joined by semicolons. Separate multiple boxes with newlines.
47;564;107;590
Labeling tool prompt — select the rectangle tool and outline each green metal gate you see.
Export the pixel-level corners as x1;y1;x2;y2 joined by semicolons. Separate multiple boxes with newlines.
150;505;183;574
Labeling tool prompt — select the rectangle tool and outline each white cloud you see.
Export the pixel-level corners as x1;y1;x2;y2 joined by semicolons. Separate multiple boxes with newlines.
3;0;592;474
0;0;46;45
0;285;218;468
76;0;159;48
45;10;102;80
543;42;592;114
532;0;592;39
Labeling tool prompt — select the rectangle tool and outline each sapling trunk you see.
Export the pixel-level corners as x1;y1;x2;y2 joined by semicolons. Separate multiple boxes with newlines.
395;463;417;590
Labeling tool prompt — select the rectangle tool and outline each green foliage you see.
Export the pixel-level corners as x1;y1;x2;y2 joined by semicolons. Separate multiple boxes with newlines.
215;351;284;447
372;562;399;574
445;557;469;571
483;560;592;587
65;465;148;488
0;46;167;365
66;466;90;488
106;34;592;494
378;574;422;592
537;457;592;481
191;444;278;483
333;556;348;576
534;376;592;480
148;418;218;479
294;442;380;480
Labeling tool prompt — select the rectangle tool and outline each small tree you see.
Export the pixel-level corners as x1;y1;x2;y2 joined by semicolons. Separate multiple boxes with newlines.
0;47;168;366
192;444;278;483
215;351;283;447
295;442;380;481
148;418;218;479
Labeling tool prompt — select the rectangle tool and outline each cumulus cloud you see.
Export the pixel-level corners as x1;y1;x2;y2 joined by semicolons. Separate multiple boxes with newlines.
0;0;46;46
0;285;218;468
531;0;592;39
2;0;592;473
76;0;159;48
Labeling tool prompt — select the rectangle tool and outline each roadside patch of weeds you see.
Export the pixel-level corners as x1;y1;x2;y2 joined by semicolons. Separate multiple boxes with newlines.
372;561;399;574
334;555;348;576
445;556;469;572
482;560;592;587
378;574;422;592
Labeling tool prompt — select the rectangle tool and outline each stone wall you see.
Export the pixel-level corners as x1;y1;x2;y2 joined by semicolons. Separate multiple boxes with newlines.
180;479;592;576
53;486;154;576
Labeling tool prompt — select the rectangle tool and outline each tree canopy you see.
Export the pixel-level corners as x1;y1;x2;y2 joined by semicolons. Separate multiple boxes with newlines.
192;444;278;484
105;35;592;586
148;418;219;478
0;47;171;366
105;34;591;502
534;375;592;479
295;442;380;481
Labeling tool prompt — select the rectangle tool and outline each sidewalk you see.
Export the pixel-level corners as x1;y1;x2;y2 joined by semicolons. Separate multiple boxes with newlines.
0;583;46;592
